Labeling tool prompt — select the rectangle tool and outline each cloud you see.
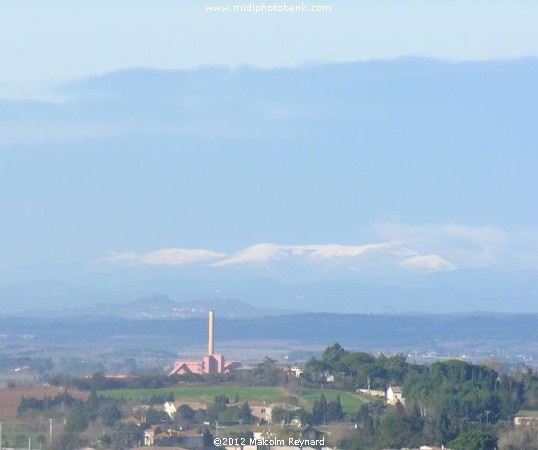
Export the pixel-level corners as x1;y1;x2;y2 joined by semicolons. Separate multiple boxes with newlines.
372;222;506;248
0;80;67;103
399;254;456;272
98;248;225;266
370;222;509;268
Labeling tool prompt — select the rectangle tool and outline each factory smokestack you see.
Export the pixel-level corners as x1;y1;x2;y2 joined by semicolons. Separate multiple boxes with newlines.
208;310;214;355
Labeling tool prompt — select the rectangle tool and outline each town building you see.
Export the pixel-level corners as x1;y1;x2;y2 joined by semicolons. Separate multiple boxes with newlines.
386;385;405;405
163;401;206;419
169;310;241;375
514;411;538;427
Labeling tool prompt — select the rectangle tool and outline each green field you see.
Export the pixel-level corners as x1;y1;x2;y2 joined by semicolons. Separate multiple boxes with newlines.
98;385;289;404
0;430;47;450
98;385;366;414
300;388;365;414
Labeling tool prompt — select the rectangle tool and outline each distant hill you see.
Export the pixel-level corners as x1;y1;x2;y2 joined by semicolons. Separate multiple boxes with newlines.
1;267;538;315
16;295;298;320
1;312;538;366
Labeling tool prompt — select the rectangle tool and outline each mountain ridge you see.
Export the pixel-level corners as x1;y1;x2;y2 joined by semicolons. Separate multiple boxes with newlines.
4;295;299;320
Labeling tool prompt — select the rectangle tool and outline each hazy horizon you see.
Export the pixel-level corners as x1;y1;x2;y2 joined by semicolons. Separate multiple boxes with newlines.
2;3;537;315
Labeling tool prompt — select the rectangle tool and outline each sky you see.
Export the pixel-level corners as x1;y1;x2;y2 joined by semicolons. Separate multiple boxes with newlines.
1;58;538;277
1;0;538;99
1;1;538;297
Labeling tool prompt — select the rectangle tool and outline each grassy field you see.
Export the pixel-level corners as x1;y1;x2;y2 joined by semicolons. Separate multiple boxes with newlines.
0;430;47;450
300;388;365;414
98;385;366;414
98;385;289;404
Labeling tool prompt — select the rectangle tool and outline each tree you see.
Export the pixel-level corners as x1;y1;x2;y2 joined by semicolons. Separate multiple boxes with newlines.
252;357;284;386
383;354;408;385
339;352;376;376
64;409;89;433
322;343;348;365
312;394;328;424
326;396;344;422
203;428;214;448
360;364;373;392
377;408;425;450
87;389;99;417
144;408;171;424
214;394;230;405
272;406;288;424
55;431;85;450
110;423;141;450
239;401;253;424
177;404;195;421
449;430;497;450
304;357;332;375
98;404;122;426
364;415;375;436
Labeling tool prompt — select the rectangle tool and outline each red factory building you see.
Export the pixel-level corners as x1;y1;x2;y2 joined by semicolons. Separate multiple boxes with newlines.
169;310;241;375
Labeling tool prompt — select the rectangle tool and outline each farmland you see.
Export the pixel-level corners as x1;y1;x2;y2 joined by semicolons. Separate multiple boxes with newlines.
300;388;366;414
97;384;366;414
0;386;88;420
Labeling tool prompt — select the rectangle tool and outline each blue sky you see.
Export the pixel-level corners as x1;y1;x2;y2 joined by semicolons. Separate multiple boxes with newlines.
1;0;538;98
1;59;537;277
1;1;538;302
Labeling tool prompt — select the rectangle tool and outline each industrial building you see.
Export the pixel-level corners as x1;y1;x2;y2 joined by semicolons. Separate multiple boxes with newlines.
169;310;241;375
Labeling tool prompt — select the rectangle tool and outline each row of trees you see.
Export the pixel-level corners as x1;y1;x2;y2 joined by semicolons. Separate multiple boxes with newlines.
312;394;344;424
206;394;253;424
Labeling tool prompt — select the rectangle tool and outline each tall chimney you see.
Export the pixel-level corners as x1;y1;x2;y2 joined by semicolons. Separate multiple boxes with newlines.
208;310;214;355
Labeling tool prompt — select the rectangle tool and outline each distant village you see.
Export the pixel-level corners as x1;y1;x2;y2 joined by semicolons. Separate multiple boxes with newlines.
1;311;537;450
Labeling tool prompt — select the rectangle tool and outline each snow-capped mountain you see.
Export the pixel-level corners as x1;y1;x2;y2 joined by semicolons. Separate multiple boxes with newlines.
96;241;455;275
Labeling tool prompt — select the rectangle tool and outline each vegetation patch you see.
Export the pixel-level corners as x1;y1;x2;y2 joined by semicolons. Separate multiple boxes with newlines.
300;388;365;414
98;385;289;405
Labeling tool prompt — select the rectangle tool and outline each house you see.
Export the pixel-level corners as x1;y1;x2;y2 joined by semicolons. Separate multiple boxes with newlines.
514;411;538;427
324;374;335;383
155;430;203;448
120;416;146;427
270;402;303;425
145;425;166;446
163;401;206;419
418;446;450;450
290;367;304;378
249;402;273;423
386;386;405;405
145;427;203;448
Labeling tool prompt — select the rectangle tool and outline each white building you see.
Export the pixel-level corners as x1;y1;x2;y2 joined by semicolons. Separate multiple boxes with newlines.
386;385;405;405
